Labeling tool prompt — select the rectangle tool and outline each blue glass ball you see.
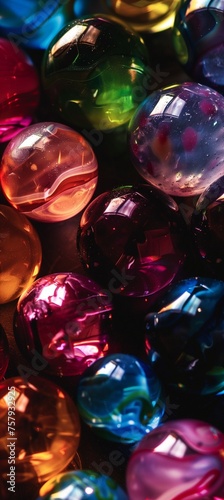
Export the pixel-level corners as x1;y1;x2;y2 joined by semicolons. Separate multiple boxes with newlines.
37;470;128;500
77;353;164;444
145;276;224;395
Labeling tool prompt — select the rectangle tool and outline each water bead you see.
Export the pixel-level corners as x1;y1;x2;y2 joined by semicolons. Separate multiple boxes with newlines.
0;204;42;304
0;122;98;222
129;82;224;197
77;353;164;444
37;470;128;500
14;272;113;377
42;15;150;132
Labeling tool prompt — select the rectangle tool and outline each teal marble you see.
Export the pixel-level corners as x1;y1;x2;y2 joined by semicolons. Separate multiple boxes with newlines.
77;353;164;444
37;470;128;499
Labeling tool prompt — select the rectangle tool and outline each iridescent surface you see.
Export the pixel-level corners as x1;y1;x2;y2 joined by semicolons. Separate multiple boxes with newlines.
126;419;224;500
129;82;224;197
42;16;150;131
191;176;224;278
0;38;39;142
0;204;42;304
14;273;113;377
0;325;9;379
0;122;98;222
0;0;74;49
0;376;80;484
173;0;224;92
77;184;187;312
37;470;128;499
74;0;181;33
145;276;224;395
77;353;164;443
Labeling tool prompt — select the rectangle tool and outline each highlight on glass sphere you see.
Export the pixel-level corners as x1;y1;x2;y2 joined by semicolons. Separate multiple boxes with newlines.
0;38;39;143
145;276;224;395
0;325;9;379
0;204;42;304
77;353;164;444
0;0;74;49
173;0;224;93
14;272;113;377
77;184;188;313
42;15;150;132
126;419;224;500
0;122;98;222
0;376;80;485
37;470;128;499
129;82;224;197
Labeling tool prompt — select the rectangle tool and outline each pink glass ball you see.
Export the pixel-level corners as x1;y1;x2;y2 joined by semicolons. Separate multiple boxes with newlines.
0;204;42;304
126;419;224;500
0;38;39;143
0;325;9;379
14;272;113;376
0;376;80;484
0;122;98;222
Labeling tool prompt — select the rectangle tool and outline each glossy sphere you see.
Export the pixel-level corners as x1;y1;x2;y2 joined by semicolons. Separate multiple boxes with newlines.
0;376;80;484
191;175;224;279
0;325;9;379
42;16;149;131
37;470;128;499
77;184;187;312
129;82;224;197
0;205;42;304
126;419;224;500
145;276;224;395
0;122;98;222
77;353;164;444
0;38;39;143
173;0;224;93
0;0;74;49
74;0;181;33
14;273;113;377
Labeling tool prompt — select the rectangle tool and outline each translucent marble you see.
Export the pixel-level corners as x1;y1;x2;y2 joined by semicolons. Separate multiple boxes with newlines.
77;184;187;313
0;38;39;143
126;419;224;500
129;82;224;197
0;122;98;222
77;353;164;444
37;470;128;499
191;175;224;279
0;376;80;484
173;0;224;93
42;16;150;131
0;204;42;304
145;276;224;395
0;0;74;50
0;325;9;379
14;272;113;377
74;0;181;33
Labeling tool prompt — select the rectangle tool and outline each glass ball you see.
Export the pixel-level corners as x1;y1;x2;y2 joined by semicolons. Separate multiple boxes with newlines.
145;276;224;395
37;470;128;499
0;0;74;49
42;15;150;132
0;376;80;484
77;184;187;313
14;272;113;377
129;82;224;197
0;325;9;379
77;353;164;444
126;419;224;500
0;122;98;223
0;38;39;143
173;0;224;93
0;204;42;304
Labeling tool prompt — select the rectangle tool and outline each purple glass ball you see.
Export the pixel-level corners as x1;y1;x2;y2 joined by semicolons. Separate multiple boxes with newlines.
77;184;187;313
126;419;224;500
14;272;113;376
